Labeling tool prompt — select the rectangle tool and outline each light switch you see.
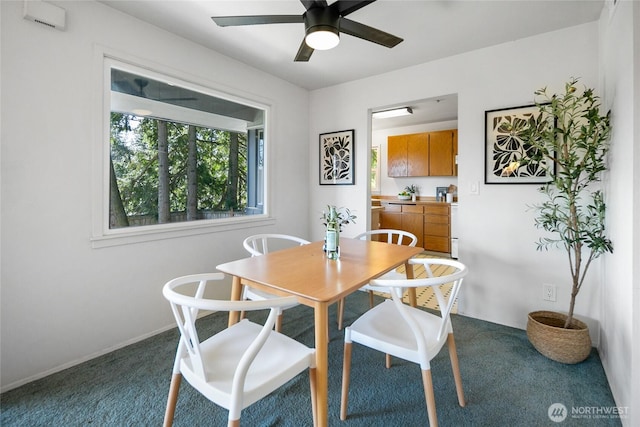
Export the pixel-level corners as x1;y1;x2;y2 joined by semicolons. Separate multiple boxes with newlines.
470;181;479;194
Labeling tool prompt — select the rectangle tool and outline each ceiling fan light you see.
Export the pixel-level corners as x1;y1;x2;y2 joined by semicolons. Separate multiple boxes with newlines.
131;108;153;117
305;27;339;50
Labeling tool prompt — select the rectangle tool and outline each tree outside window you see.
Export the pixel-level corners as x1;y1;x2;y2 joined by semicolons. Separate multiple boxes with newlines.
108;65;265;229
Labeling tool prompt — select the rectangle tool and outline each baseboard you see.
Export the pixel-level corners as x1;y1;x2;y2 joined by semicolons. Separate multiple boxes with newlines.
1;322;177;393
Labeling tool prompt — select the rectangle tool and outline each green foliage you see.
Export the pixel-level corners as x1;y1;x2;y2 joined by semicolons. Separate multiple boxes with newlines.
321;205;357;232
110;113;247;224
370;147;378;189
404;184;419;194
520;78;613;327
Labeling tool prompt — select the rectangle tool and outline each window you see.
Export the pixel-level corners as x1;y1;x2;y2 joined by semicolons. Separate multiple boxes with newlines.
105;61;267;235
371;145;380;194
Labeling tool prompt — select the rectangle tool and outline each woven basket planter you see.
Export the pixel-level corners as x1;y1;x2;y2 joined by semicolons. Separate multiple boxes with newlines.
526;311;592;364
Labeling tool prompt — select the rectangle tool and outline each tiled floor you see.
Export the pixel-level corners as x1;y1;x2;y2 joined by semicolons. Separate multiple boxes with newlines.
374;253;458;313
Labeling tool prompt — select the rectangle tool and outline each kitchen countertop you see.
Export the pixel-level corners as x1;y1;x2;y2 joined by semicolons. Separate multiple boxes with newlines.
372;196;457;205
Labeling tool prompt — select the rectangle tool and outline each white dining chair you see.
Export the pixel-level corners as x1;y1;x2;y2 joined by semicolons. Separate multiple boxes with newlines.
340;258;468;427
242;234;310;332
337;229;418;330
162;273;317;427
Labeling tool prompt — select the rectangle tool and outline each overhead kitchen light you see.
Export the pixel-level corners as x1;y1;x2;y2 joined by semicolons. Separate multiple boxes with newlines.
372;107;413;119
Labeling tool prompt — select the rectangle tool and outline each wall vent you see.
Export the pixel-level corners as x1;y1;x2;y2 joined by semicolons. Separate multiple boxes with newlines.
23;0;66;31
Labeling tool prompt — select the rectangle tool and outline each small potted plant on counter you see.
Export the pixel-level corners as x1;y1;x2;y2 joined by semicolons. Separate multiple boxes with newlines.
405;184;419;202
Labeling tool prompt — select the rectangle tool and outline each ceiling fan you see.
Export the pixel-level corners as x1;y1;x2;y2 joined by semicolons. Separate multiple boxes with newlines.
211;0;403;62
131;78;197;102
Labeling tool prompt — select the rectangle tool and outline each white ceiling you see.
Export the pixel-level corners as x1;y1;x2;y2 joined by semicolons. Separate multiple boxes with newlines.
99;0;604;128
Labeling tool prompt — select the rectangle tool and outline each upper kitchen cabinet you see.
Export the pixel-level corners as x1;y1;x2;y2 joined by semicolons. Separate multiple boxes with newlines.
428;129;457;176
387;133;428;176
387;129;457;177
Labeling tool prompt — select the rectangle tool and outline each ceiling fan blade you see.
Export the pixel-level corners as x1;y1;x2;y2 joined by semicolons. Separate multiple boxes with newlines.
339;18;403;48
332;0;376;17
159;97;197;101
300;0;328;11
212;15;302;27
294;39;314;62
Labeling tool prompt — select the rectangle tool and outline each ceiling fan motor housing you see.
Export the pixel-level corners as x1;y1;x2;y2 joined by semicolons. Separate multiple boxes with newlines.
304;7;340;41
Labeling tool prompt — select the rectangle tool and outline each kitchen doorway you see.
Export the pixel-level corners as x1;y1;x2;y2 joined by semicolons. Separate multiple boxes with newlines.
369;95;459;198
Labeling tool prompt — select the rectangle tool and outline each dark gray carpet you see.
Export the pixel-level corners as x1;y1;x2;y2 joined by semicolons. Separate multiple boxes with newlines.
1;292;621;426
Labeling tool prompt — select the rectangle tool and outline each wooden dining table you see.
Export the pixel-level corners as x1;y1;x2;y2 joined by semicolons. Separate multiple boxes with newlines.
216;237;424;426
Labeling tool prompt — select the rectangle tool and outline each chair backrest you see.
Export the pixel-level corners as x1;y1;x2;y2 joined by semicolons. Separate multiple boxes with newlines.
354;229;418;247
162;273;299;391
243;233;310;257
370;258;467;360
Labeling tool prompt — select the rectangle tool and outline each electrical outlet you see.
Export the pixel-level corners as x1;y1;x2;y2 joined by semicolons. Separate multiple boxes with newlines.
542;284;556;302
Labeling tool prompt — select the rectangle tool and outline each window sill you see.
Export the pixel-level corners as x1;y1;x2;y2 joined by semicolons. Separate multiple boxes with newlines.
91;215;276;248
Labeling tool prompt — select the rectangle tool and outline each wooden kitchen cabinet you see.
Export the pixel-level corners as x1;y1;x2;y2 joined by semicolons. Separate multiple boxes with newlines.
424;203;451;253
453;129;458;176
401;205;424;249
380;203;424;249
371;207;382;232
387;133;428;177
387;129;457;177
380;204;402;229
428;130;457;176
380;201;452;252
387;136;406;177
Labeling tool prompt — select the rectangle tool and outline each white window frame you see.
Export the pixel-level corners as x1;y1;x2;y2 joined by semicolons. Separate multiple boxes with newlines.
91;51;274;248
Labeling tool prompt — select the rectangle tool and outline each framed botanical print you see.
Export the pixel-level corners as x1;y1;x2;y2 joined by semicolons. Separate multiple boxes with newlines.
319;129;355;185
485;104;554;184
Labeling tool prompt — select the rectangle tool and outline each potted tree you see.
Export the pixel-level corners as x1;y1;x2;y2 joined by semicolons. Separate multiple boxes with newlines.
520;78;613;364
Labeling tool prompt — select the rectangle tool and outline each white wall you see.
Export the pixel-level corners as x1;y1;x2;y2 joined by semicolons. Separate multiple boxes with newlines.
453;25;605;334
598;0;638;423
0;1;310;391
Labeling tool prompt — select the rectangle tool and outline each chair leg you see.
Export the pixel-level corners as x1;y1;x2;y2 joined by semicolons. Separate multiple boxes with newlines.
447;333;466;407
275;313;283;332
163;373;182;427
368;290;374;308
421;369;438;427
340;342;353;420
385;353;392;369
337;298;344;330
309;367;318;427
227;419;240;427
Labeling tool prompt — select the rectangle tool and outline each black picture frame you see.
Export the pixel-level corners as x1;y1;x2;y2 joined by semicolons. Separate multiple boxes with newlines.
319;129;355;185
485;104;554;184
